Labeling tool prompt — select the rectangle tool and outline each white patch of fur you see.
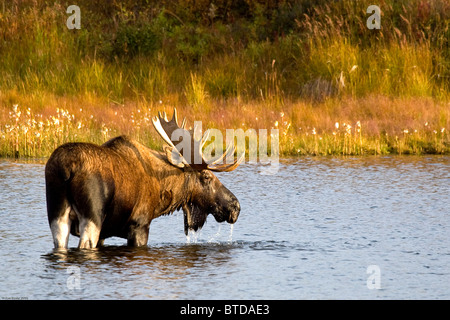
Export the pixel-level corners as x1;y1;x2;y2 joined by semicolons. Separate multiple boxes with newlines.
50;206;72;249
78;218;100;249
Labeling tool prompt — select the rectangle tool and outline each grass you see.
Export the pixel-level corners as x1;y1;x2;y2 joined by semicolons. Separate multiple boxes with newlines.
0;0;449;157
1;96;448;158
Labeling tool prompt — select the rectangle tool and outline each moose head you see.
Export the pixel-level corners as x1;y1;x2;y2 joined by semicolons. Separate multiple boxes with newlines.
152;109;244;234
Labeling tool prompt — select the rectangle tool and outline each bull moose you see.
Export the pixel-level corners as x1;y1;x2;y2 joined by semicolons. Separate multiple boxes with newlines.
45;109;243;249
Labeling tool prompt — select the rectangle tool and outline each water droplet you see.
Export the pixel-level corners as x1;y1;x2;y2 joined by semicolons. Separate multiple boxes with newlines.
228;224;234;244
186;229;200;244
208;224;222;243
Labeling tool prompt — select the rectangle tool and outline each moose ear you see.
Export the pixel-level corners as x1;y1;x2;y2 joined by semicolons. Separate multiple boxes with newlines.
164;145;185;168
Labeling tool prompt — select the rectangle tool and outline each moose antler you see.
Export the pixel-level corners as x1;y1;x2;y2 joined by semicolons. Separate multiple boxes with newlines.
152;108;244;172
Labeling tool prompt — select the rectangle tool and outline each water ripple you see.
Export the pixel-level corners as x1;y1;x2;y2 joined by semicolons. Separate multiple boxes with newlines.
0;156;449;299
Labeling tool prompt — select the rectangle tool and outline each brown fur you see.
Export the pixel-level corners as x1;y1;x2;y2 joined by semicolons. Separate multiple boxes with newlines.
45;135;240;248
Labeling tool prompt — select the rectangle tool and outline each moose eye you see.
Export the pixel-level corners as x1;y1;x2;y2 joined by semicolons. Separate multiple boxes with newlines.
201;171;213;182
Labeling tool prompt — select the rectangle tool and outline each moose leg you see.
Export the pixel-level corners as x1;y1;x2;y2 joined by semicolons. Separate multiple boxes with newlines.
78;218;101;249
49;206;72;249
127;220;150;247
72;201;102;249
127;226;149;246
46;176;73;249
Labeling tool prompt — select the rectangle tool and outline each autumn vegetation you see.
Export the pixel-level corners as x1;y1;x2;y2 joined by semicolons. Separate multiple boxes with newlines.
0;0;449;157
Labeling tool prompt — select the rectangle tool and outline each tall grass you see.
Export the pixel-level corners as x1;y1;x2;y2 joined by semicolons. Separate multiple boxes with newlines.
0;0;449;157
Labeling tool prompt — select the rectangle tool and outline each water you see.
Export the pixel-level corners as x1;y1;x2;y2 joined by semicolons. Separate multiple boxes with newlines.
0;156;449;299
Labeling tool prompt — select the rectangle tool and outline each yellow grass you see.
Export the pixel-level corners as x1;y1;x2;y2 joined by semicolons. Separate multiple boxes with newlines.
1;94;448;158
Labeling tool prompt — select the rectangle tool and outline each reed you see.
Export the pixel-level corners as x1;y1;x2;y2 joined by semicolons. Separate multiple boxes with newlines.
1;96;448;158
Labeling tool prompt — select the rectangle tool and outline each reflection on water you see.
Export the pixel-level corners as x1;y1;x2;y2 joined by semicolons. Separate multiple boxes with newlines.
43;243;236;279
39;243;241;299
0;156;449;299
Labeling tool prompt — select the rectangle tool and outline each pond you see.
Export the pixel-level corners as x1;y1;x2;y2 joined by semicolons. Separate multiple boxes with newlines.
0;156;449;299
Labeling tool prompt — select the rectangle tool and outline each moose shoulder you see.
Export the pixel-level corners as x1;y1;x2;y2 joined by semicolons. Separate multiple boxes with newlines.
45;109;243;249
